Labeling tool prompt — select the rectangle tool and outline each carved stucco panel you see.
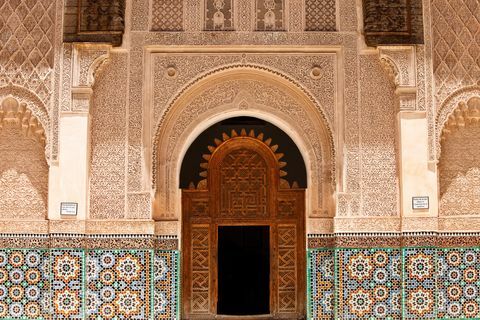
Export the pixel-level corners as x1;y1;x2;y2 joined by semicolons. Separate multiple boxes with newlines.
90;52;128;219
0;97;48;220
152;67;335;221
431;0;480;106
0;86;50;161
0;0;57;106
439;97;480;216
153;54;337;138
246;54;336;125
153;55;242;122
334;217;401;233
342;37;361;213
359;54;399;217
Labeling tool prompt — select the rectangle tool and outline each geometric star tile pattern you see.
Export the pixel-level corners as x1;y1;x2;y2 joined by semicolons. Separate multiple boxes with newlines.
437;248;480;319
85;250;151;319
0;249;180;319
0;249;50;319
51;249;84;319
337;249;401;319
308;247;480;319
403;248;436;319
154;251;179;319
307;249;334;319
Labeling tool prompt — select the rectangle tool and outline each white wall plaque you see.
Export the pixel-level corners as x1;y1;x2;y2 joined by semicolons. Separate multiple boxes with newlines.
60;202;78;216
412;197;429;210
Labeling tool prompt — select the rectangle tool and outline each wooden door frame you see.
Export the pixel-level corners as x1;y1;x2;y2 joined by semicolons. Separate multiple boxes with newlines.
181;135;306;319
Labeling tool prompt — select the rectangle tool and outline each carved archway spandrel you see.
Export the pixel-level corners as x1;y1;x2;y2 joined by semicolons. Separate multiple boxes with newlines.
152;65;336;221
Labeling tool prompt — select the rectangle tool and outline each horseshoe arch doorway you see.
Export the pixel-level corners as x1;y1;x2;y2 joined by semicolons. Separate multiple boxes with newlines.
181;117;307;319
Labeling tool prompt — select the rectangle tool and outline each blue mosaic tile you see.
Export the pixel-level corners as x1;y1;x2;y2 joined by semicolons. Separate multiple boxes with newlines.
51;249;84;319
307;249;334;320
154;250;180;319
0;249;50;319
437;248;480;319
337;248;401;319
403;248;436;319
85;250;151;319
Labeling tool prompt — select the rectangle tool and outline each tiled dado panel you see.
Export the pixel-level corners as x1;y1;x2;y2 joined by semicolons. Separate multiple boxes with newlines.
0;249;179;319
308;247;480;319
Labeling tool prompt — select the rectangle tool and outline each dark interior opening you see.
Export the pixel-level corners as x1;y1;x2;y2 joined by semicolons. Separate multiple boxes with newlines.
180;116;307;189
217;226;270;315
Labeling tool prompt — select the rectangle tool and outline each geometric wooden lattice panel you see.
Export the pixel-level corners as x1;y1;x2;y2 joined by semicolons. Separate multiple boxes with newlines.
220;149;268;218
277;225;297;313
191;226;210;314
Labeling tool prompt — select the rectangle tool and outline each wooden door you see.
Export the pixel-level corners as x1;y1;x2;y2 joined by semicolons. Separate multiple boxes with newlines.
182;130;305;319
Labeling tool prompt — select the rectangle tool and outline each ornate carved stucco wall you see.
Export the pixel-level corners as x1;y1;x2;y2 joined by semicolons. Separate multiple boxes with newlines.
90;52;128;219
78;0;415;234
0;0;60;225
431;0;480;217
5;0;480;319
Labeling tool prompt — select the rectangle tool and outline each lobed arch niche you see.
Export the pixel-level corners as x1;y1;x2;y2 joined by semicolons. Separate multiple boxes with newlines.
152;66;336;225
438;95;480;216
0;95;49;220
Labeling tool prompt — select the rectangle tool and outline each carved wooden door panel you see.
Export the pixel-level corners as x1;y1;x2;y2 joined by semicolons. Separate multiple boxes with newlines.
182;130;305;319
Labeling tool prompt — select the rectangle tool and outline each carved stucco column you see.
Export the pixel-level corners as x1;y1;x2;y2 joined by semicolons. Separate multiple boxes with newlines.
379;46;438;231
49;44;111;233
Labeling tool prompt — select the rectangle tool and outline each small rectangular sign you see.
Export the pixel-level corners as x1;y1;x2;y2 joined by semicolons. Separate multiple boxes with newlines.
412;197;429;210
60;202;78;216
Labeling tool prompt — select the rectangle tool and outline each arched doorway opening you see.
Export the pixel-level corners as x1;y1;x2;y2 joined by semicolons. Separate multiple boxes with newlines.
181;117;306;319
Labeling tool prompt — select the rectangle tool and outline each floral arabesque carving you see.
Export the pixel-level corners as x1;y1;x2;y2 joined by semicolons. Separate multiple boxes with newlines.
378;46;417;111
153;65;335;220
73;44;112;88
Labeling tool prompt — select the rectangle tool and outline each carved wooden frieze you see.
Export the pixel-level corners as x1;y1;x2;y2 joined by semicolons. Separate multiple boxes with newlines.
363;0;424;46
64;0;126;46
